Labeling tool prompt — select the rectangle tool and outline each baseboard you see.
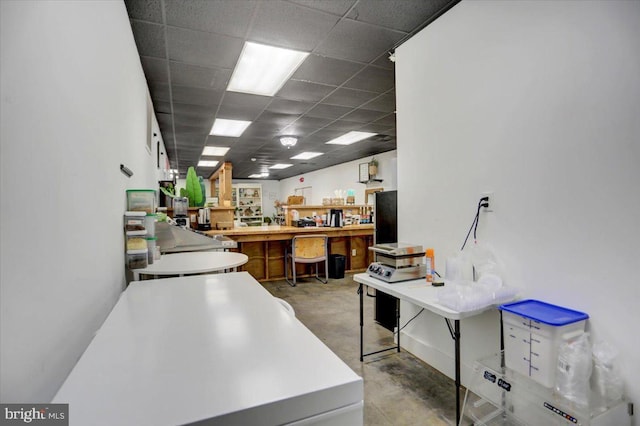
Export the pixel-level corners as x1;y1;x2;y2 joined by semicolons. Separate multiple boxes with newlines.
399;330;474;388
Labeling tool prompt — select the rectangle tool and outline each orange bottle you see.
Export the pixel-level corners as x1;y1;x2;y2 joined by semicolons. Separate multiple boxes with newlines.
425;248;435;282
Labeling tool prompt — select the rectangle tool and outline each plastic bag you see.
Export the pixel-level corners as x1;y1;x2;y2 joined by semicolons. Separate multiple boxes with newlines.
438;280;491;311
437;280;518;312
556;332;592;407
468;242;500;281
445;251;473;281
591;340;624;408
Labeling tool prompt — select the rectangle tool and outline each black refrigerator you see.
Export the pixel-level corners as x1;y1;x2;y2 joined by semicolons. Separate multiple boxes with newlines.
373;190;398;331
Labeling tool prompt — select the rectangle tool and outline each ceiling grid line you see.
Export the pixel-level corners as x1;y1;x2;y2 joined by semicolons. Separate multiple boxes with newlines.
159;0;180;174
126;0;459;179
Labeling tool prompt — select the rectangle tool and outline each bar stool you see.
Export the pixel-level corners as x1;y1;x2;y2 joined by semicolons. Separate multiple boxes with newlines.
284;234;329;287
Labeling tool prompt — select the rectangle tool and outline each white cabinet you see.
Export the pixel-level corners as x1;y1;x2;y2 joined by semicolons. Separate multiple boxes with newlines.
233;183;263;226
52;273;363;425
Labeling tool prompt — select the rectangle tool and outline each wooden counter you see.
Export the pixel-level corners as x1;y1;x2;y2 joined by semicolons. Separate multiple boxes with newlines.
206;225;374;282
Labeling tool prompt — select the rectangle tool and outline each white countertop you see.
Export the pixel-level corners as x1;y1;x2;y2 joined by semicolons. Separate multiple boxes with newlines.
132;251;248;278
53;272;362;425
354;273;502;320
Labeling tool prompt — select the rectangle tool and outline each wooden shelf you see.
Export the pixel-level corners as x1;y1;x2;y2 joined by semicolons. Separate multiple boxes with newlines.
280;204;373;226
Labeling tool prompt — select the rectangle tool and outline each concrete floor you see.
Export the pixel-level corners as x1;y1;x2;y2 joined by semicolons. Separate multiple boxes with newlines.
262;273;458;426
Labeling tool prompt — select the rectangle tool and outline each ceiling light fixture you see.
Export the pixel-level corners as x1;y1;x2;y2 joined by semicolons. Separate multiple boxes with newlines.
202;146;230;156
269;163;293;169
291;152;323;160
325;131;377;145
198;160;219;168
210;118;251;137
248;172;270;178
227;42;309;96
279;136;297;149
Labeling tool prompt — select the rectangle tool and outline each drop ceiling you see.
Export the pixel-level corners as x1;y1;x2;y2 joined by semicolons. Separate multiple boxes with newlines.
125;0;458;180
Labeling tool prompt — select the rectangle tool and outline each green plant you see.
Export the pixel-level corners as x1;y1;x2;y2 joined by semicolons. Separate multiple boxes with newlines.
159;185;176;199
368;157;379;177
263;216;272;225
185;166;203;207
180;187;188;198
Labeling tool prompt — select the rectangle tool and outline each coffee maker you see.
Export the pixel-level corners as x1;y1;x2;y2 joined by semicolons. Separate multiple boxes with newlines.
173;197;189;228
328;209;343;227
197;208;211;230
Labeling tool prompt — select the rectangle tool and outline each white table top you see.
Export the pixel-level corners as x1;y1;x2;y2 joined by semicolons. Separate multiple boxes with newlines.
132;251;248;277
354;273;503;320
53;272;362;425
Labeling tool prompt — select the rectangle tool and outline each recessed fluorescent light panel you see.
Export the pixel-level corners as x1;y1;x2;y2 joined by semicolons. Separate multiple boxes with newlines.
202;146;230;156
248;172;269;178
290;152;323;160
269;163;293;169
227;42;309;96
210;119;251;137
198;160;219;168
325;131;377;145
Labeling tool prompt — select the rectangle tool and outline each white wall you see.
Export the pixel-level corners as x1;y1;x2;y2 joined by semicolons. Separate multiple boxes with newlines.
279;150;397;205
0;1;166;402
395;0;640;415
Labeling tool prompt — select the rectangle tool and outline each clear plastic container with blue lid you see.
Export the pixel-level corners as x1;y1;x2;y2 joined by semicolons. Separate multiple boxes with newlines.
499;299;589;387
499;299;589;325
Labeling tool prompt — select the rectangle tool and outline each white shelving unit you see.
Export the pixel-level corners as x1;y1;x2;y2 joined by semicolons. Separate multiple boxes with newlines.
233;183;263;226
460;353;630;426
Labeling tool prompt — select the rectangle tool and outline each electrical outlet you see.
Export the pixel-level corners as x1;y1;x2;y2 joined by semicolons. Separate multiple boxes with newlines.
352;249;357;256
190;214;196;222
481;192;494;212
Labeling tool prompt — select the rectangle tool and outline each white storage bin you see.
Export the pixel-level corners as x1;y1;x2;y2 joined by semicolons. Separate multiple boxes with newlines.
500;300;588;388
126;249;148;270
126;189;156;214
124;211;146;233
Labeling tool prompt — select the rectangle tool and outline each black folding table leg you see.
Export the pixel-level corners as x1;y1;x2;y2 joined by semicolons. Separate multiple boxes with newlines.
396;297;401;352
359;283;364;362
454;319;461;425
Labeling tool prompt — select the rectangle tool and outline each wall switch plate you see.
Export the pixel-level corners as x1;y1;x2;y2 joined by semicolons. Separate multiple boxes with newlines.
190;214;196;222
352;249;357;256
481;192;494;212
